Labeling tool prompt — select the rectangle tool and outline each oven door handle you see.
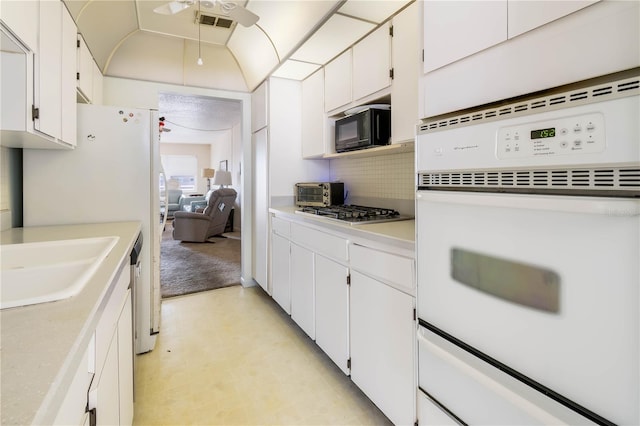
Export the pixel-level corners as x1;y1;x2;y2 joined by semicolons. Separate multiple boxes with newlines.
416;191;640;217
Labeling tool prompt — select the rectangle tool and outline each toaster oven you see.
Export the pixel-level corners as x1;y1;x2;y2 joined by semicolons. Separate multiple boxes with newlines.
295;182;344;207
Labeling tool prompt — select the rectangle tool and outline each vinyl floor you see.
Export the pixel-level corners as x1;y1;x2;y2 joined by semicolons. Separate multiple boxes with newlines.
133;285;392;425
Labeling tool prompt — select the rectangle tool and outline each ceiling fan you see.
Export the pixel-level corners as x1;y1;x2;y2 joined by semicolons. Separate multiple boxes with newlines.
153;0;259;27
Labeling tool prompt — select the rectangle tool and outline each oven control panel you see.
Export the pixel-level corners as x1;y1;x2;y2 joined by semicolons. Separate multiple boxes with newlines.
496;112;605;159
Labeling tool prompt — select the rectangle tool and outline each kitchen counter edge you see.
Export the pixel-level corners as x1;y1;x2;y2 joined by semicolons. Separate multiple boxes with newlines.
269;206;415;255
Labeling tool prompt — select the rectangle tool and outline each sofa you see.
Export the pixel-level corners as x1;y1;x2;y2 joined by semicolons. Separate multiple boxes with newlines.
178;194;206;212
165;189;183;219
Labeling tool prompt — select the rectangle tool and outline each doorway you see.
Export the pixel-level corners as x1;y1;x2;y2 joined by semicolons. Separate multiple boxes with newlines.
157;92;245;298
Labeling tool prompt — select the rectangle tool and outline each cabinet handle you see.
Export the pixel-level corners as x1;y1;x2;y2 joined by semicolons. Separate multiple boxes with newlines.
89;408;97;426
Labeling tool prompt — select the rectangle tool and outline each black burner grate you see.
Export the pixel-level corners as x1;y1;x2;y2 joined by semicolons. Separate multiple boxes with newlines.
301;205;400;222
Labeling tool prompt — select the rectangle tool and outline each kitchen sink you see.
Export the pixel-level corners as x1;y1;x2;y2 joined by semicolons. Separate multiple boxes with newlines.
0;236;119;310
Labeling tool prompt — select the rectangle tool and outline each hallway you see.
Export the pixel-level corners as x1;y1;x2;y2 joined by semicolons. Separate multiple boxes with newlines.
133;285;392;425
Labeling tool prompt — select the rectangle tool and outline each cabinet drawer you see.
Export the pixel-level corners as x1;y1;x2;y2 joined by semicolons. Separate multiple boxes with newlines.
417;326;592;425
271;216;290;237
350;244;414;294
290;223;348;262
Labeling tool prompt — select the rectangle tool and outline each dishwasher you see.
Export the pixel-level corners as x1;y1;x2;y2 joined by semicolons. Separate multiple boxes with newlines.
129;231;143;396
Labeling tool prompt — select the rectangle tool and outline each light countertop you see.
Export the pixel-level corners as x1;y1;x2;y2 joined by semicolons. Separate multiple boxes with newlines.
1;222;142;425
269;206;415;255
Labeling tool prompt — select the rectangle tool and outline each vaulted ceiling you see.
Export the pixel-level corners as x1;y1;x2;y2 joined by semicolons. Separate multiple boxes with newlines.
64;0;413;92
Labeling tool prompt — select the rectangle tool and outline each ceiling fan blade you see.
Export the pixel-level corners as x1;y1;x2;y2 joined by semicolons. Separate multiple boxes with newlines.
226;4;259;27
153;1;191;15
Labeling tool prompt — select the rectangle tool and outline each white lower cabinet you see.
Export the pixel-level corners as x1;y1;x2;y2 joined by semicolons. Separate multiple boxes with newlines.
52;261;133;426
350;270;415;426
91;328;121;426
271;231;291;314
290;242;315;339
117;290;134;426
269;215;416;424
89;287;133;425
78;262;134;426
314;255;350;374
53;342;93;425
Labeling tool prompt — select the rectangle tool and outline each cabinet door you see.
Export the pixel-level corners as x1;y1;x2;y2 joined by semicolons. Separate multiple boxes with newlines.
324;49;352;112
77;35;94;102
271;232;291;314
117;290;133;426
290;242;315;339
0;0;39;51
423;1;507;73
301;68;325;158
36;0;63;139
352;24;391;101
90;330;120;426
508;0;599;39
60;6;77;146
390;1;419;144
350;271;415;426
252;127;268;291
315;255;349;374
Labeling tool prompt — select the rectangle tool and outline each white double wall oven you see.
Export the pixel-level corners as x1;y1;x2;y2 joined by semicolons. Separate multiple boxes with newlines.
415;71;640;425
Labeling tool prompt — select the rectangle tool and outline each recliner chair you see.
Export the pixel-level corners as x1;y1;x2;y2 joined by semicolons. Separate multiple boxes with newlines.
172;188;237;242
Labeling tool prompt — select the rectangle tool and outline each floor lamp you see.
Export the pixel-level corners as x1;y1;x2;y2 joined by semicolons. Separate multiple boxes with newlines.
202;168;215;191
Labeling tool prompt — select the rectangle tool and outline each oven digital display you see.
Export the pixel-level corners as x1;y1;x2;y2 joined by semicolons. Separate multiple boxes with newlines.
530;127;556;139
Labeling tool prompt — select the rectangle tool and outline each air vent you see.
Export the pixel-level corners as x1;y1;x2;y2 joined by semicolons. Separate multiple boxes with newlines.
418;167;640;196
418;74;640;134
197;12;234;28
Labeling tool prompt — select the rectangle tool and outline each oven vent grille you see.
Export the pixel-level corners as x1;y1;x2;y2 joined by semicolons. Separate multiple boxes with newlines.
418;167;640;195
418;75;640;134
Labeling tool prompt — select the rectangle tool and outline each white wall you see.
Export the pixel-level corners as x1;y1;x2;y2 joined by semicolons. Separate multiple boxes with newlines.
160;143;211;195
268;77;330;200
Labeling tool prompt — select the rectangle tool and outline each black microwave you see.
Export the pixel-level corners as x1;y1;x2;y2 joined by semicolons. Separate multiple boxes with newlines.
335;107;391;153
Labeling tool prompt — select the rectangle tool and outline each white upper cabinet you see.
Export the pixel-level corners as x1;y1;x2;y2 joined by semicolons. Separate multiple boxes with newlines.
419;0;630;118
77;35;94;103
390;1;419;144
92;60;104;105
352;24;391;102
77;34;104;105
423;1;507;74
36;0;64;141
0;0;39;51
423;0;600;74
324;49;352;113
61;6;76;146
507;1;599;38
251;80;268;132
301;68;325;158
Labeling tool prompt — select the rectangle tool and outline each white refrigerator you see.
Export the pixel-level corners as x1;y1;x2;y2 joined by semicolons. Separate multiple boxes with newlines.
23;103;163;354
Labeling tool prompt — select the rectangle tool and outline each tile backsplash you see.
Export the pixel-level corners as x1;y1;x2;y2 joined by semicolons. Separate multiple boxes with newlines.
330;151;415;201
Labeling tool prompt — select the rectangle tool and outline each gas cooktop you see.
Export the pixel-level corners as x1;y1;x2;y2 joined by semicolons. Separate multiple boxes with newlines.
295;205;413;226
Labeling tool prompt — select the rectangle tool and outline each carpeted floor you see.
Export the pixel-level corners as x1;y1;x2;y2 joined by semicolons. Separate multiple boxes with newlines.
160;221;241;298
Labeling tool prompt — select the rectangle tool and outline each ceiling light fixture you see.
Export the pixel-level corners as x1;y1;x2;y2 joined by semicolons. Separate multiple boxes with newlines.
197;1;203;65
